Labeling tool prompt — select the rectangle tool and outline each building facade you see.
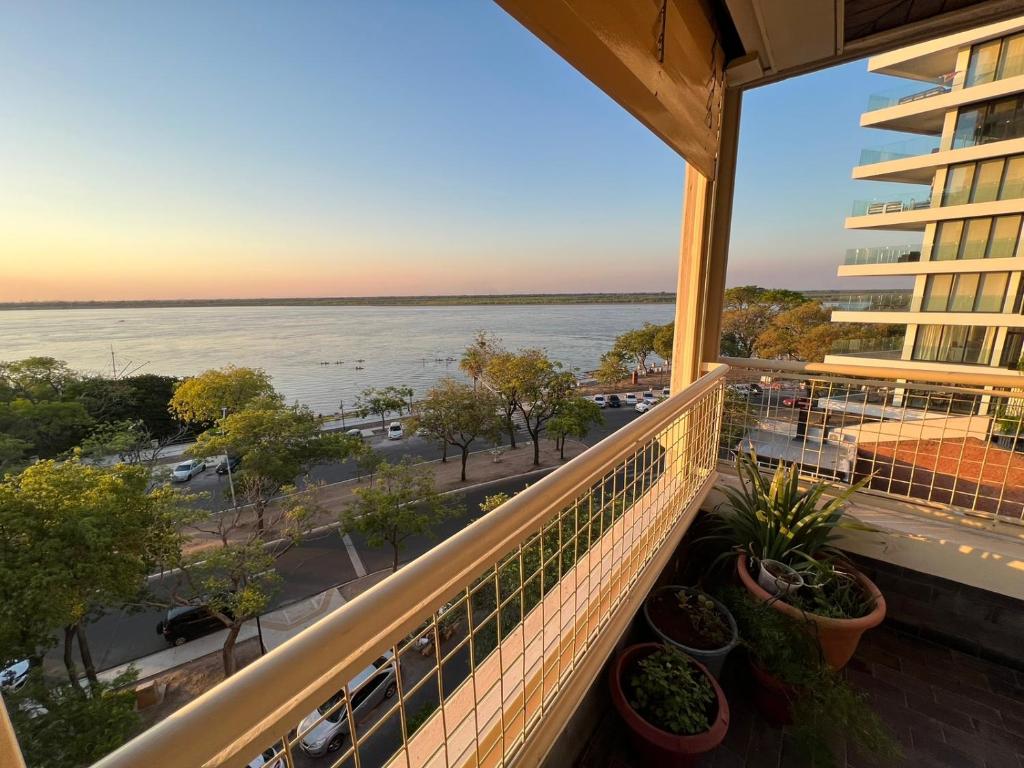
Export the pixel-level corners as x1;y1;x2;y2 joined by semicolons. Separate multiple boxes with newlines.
827;17;1024;376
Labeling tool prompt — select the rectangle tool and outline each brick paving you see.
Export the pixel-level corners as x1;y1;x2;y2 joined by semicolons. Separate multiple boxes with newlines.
578;625;1024;768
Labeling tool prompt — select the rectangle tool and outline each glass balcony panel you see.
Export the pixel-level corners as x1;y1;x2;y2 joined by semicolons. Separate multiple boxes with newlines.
949;273;980;312
976;272;1009;312
829;293;912;311
851;192;932;216
858;136;940;165
830;336;905;355
843;244;922;265
972;158;1004;203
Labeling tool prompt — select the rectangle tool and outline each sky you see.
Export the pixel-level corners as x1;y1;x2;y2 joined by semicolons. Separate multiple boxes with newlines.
0;1;920;301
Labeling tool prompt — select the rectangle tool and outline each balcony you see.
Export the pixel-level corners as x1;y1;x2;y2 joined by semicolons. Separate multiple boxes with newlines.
826;292;913;312
843;245;922;266
851;193;933;217
858;136;941;166
866;75;958;113
829;336;905;356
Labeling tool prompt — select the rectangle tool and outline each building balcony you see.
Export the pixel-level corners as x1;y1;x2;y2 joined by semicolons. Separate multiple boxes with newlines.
853;136;1024;185
843;244;922;266
827;292;913;312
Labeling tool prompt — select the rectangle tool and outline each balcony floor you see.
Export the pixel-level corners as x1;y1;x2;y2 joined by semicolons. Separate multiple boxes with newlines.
577;625;1024;768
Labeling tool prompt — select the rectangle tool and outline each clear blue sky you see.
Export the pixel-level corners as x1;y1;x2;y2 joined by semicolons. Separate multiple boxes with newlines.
0;1;917;300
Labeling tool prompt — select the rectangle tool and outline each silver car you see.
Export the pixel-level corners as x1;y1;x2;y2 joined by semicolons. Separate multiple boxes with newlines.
171;459;206;483
298;653;398;756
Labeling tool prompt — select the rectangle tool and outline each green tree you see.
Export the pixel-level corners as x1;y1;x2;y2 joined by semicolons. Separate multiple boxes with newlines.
0;434;31;473
169;366;279;424
497;350;576;466
413;379;501;481
753;301;841;362
0;357;78;403
78;418;186;477
340;458;454;572
73;373;183;440
190;402;359;531
594;350;630;386
179;487;318;676
653;322;674;363
720;286;807;358
479;352;525;450
355;386;409;430
460;331;504;390
547;397;604;460
0;460;192;687
8;671;141;768
0;399;94;458
611;323;661;375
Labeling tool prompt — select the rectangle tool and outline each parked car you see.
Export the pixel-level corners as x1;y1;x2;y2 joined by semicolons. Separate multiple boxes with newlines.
298;653;398;756
345;428;364;439
248;747;285;768
171;459;206;483
387;422;404;440
157;604;230;646
642;391;656;403
216;456;241;475
782;395;814;409
1;659;30;692
635;401;653;413
607;394;622;408
593;395;607;408
625;393;638;405
661;387;671;397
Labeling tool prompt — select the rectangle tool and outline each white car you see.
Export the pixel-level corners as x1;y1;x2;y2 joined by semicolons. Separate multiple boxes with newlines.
661;387;671;397
1;659;30;692
387;422;404;440
171;459;206;483
248;747;285;768
625;393;638;405
642;391;656;403
635;401;653;413
593;395;607;408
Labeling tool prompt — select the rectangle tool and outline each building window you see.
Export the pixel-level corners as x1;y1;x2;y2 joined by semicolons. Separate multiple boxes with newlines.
930;215;1022;260
941;155;1024;205
922;272;1008;312
953;95;1024;148
912;325;996;364
965;33;1024;87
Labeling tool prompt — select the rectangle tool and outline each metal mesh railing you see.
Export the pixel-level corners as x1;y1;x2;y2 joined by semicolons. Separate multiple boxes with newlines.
720;359;1024;524
90;367;727;768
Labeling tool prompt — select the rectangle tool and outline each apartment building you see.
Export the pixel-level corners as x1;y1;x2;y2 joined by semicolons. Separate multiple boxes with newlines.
828;18;1024;376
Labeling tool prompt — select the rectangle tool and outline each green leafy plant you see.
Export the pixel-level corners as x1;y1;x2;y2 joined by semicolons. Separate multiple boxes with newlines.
627;646;715;736
720;588;900;767
707;451;868;567
785;558;876;620
677;590;730;646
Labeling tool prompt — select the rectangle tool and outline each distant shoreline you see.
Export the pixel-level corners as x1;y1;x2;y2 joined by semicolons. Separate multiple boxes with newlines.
0;293;676;311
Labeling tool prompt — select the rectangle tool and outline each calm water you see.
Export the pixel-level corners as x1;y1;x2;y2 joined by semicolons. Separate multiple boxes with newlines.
0;305;673;414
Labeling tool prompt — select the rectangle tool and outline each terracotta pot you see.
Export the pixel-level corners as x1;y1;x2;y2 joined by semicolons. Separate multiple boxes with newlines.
737;553;885;670
748;658;795;727
609;643;729;767
643;586;738;679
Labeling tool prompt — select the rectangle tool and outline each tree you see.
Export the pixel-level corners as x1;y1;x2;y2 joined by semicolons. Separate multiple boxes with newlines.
479;352;524;450
594;350;630;386
79;418;188;478
547;397;604;460
0;357;78;403
73;373;183;439
491;350;575;466
720;286;808;358
413;379;501;481
611;323;661;375
8;671;141;768
0;460;192;688
190;402;359;531
0;399;93;458
169;366;279;424
179;485;319;675
341;458;454;572
653;322;674;363
355;386;409;430
0;434;31;473
460;331;504;390
754;301;842;362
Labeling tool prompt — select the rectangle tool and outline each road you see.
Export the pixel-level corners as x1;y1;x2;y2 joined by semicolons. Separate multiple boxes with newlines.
77;406;645;673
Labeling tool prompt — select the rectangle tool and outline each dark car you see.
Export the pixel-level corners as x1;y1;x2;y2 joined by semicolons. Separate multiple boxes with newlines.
607;394;622;408
782;396;813;409
157;605;230;646
216;456;241;475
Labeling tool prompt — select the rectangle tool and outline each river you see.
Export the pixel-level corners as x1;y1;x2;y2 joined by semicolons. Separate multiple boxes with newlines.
0;304;674;414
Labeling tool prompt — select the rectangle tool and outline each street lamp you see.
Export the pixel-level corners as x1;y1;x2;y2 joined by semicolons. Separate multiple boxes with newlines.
220;405;237;510
339;399;345;429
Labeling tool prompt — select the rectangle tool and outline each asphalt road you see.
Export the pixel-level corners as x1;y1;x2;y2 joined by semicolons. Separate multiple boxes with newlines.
76;406;646;673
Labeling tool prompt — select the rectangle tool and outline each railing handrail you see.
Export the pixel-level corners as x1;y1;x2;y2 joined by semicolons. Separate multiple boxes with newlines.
93;366;729;768
720;356;1024;389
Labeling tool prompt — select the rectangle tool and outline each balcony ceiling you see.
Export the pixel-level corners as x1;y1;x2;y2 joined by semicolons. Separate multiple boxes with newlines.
494;0;1023;179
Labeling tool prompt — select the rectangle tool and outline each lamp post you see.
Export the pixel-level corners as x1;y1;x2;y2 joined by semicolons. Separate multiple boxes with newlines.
339;399;345;429
220;405;237;510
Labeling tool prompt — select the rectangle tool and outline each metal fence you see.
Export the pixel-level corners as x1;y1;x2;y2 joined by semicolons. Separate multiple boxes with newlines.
720;358;1024;524
86;366;727;768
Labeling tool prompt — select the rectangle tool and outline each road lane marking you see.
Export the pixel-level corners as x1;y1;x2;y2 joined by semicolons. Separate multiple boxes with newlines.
343;534;367;577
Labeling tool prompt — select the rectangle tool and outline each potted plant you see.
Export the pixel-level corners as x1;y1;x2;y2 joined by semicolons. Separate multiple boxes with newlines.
708;452;885;669
721;588;901;767
609;643;729;767
643;586;737;678
756;559;803;596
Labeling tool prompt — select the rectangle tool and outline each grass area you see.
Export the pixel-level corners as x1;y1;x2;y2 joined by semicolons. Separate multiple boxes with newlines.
1;293;675;311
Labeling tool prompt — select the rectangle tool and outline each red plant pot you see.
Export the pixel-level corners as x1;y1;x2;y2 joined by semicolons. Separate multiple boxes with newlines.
609;643;730;768
736;553;885;670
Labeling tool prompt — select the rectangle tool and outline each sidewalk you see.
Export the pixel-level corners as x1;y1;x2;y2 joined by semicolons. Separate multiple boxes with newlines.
183;438;588;555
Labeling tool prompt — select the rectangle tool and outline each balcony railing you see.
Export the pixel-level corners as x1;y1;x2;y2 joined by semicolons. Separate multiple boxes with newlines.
851;193;932;216
826;293;912;312
830;336;905;355
86;367;727;768
858;136;940;165
720;358;1024;523
865;57;1024;112
843;245;921;265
